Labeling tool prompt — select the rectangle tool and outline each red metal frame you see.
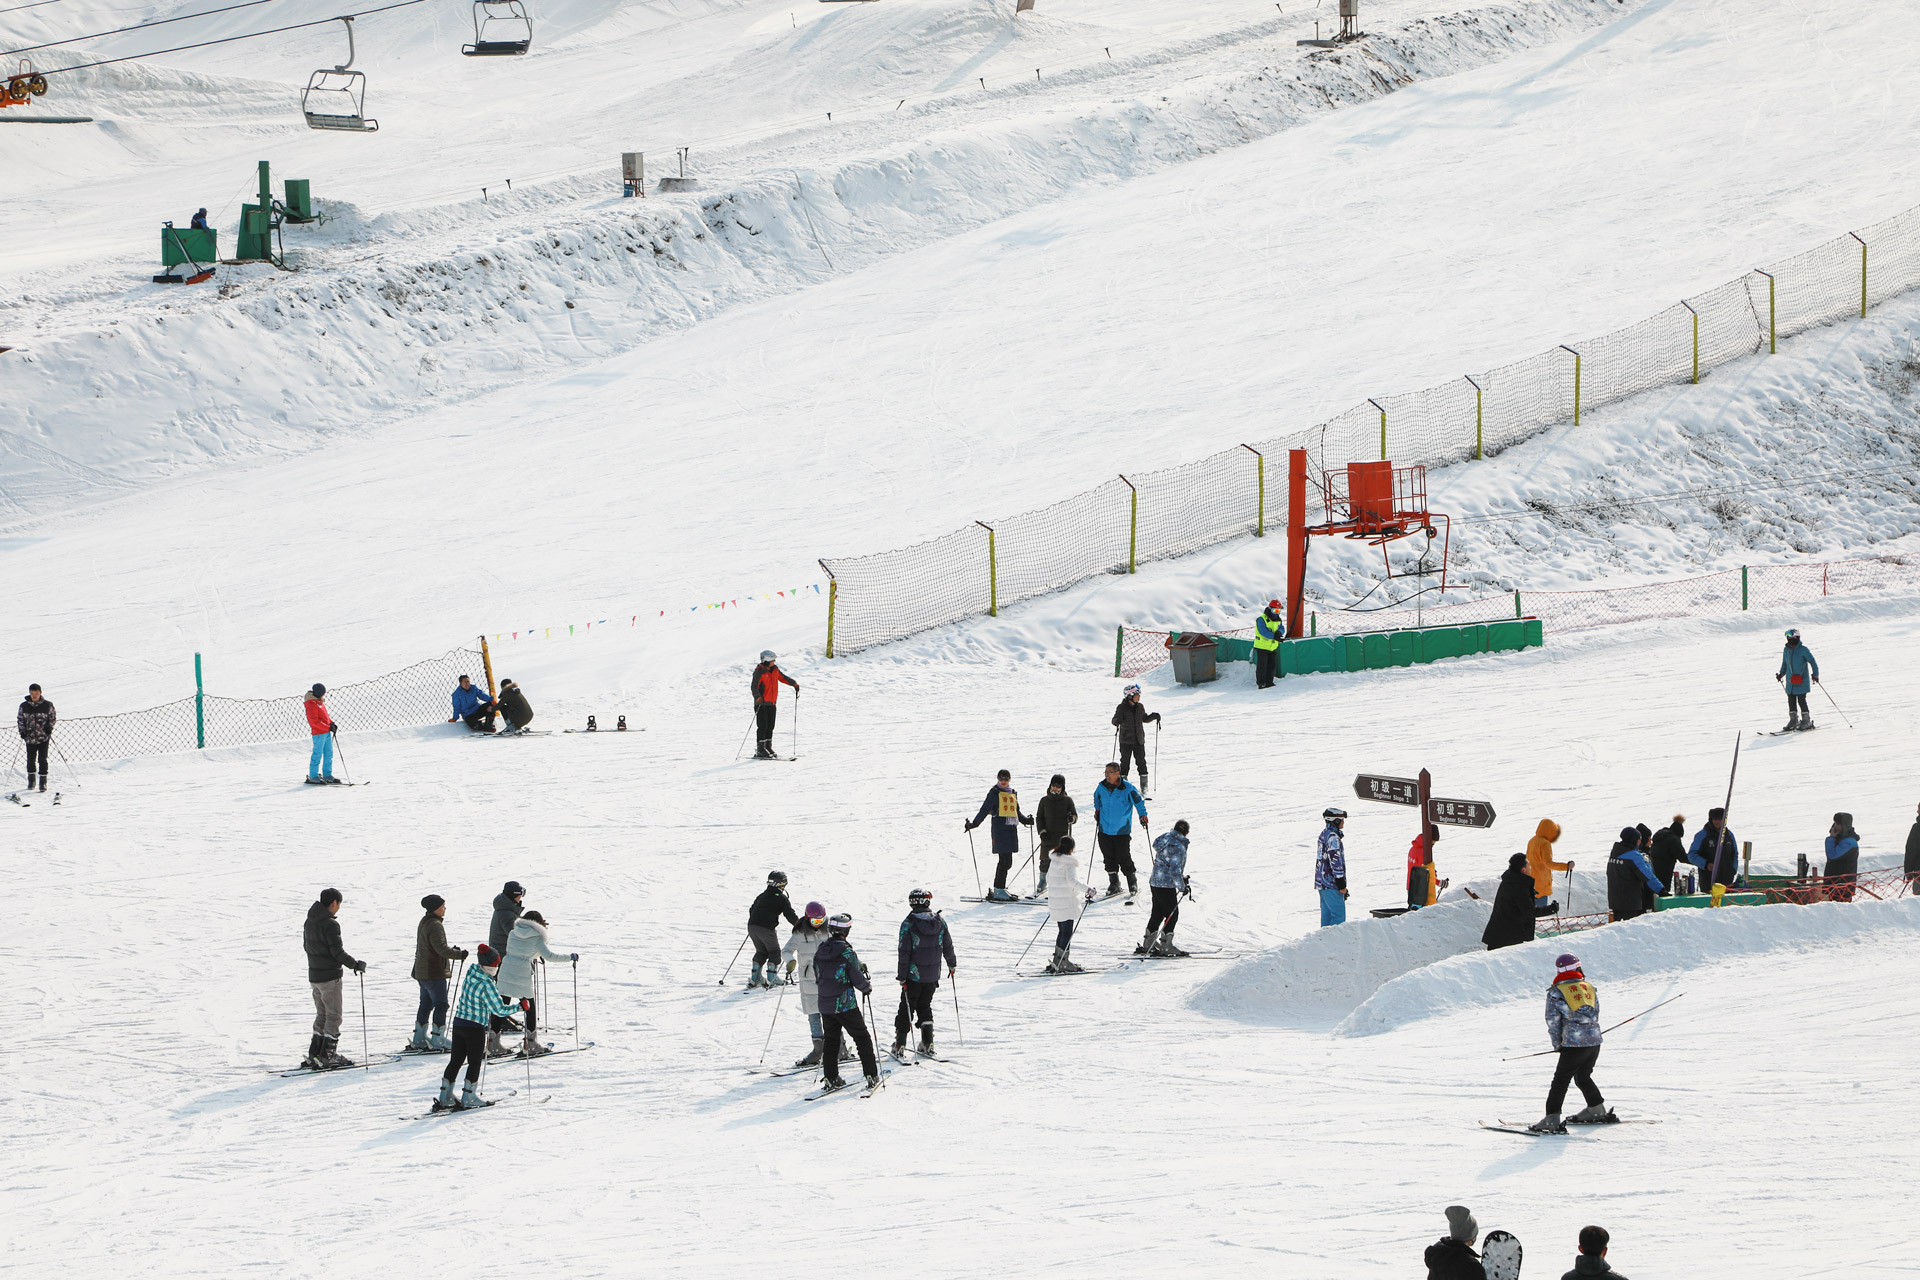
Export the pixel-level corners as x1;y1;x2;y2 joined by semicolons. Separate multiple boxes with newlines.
1285;448;1452;637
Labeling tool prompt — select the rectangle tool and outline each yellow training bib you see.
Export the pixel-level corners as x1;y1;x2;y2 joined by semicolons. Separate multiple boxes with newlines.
1555;980;1596;1012
998;790;1019;818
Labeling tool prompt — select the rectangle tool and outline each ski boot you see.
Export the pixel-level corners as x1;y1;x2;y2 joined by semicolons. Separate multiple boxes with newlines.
303;1034;326;1069
303;776;326;786
889;1038;908;1061
794;1038;824;1068
1526;1113;1567;1134
433;1079;456;1112
1107;874;1123;896
408;1023;431;1051
1568;1104;1616;1124
917;1026;936;1058
746;962;765;989
321;775;345;785
429;1026;451;1052
322;1037;355;1069
1047;945;1085;975
1126;878;1139;898
818;1076;850;1095
1035;874;1048;895
486;1027;511;1057
840;1044;856;1062
986;886;1017;902
521;1036;552;1058
458;1084;484;1110
864;1073;882;1091
1152;932;1190;958
1134;929;1157;956
1797;717;1816;731
1780;716;1800;733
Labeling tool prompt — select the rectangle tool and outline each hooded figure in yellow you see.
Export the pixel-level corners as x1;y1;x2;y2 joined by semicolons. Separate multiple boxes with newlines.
1525;819;1571;909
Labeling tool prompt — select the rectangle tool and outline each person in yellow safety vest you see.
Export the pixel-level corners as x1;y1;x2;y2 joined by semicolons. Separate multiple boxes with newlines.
1253;599;1284;689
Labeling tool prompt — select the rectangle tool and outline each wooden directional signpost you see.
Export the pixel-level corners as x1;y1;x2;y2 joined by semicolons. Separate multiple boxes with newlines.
1352;768;1496;913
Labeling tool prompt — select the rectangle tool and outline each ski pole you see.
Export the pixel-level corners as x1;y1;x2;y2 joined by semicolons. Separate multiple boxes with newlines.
735;712;755;761
1015;913;1052;969
1152;721;1160;794
719;934;749;985
358;967;370;1072
967;826;982;898
1501;994;1686;1060
951;973;963;1047
1817;681;1854;728
572;957;580;1051
861;990;886;1090
791;689;800;759
759;977;787;1064
333;729;353;785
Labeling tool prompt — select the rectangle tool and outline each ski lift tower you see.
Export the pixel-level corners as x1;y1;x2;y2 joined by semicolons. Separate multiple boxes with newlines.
1284;447;1451;637
1297;0;1363;47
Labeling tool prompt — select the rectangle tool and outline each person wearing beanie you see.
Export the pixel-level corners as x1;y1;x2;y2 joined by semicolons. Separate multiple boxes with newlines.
782;902;837;1067
1605;826;1662;922
1142;819;1193;956
1528;953;1611;1133
1560;1224;1629;1280
301;684;341;785
300;888;365;1069
812;912;878;1093
497;909;579;1057
747;871;800;987
16;683;55;794
892;888;957;1059
489;881;525;954
1423;1205;1485;1280
1481;852;1538;951
440;943;516;1110
1091;761;1150;897
409;894;470;1051
1034;774;1078;896
1253;599;1285;689
965;769;1033;903
1648;815;1687;894
496;678;535;733
1823;812;1861;902
1687;807;1741;904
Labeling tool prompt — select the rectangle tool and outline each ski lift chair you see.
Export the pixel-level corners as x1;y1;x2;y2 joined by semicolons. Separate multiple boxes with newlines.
303;16;378;132
462;0;532;56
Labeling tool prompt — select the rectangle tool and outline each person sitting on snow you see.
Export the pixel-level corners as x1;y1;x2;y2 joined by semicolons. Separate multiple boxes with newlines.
449;674;497;732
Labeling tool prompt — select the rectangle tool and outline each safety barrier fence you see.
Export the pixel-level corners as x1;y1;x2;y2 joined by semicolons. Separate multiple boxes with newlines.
819;202;1920;657
1114;554;1920;679
3;647;482;769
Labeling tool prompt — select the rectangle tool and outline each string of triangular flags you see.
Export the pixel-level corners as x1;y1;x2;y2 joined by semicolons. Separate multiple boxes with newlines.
492;582;824;642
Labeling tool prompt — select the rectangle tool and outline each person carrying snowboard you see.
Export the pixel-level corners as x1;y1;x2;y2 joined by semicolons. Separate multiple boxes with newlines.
749;650;799;759
814;912;879;1093
1527;952;1611;1133
301;888;366;1069
1034;773;1077;896
1315;807;1349;926
448;674;497;733
1044;835;1093;974
747;871;800;987
1092;762;1150;897
965;769;1032;902
782;901;835;1066
892;889;956;1058
438;943;516;1111
302;684;340;785
496;678;534;732
1481;853;1537;951
1823;811;1860;902
1604;827;1661;922
410;894;469;1051
1775;628;1819;731
16;683;55;794
498;909;577;1057
1424;1206;1487;1280
1253;600;1284;690
1141;820;1193;956
1110;684;1161;793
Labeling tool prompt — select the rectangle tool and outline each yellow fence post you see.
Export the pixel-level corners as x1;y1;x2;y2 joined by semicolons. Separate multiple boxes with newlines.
1369;399;1386;460
818;563;837;658
1682;302;1699;383
976;522;997;616
1851;232;1867;317
1754;269;1776;353
1241;444;1265;535
478;635;497;698
1561;346;1581;425
1119;476;1138;573
1465;376;1483;460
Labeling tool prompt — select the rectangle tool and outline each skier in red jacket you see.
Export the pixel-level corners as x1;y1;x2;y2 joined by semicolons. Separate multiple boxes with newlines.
303;684;341;784
749;651;799;759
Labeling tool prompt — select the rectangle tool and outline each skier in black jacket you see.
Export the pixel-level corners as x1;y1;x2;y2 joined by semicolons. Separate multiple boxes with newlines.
1481;854;1537;951
1034;774;1077;895
16;683;55;794
496;678;534;732
301;888;365;1069
1110;684;1161;793
747;871;799;988
891;888;957;1058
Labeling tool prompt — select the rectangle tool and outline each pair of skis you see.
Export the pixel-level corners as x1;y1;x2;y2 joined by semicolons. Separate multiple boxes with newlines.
804;1068;892;1101
6;791;56;806
1479;1116;1659;1137
404;1088;552;1120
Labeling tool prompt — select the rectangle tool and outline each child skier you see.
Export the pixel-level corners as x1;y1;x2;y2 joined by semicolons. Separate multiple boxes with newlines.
1527;952;1612;1133
964;769;1032;902
747;871;799;987
1044;835;1093;974
1315;807;1349;926
1141;820;1192;956
892;888;957;1058
438;943;516;1111
1034;774;1077;896
1775;628;1819;731
814;912;879;1093
782;901;835;1066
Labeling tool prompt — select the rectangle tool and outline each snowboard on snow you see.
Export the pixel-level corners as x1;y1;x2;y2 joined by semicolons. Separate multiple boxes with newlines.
1482;1230;1522;1280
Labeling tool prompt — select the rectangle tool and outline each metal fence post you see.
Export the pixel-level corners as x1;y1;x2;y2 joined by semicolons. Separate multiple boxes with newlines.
1466;376;1483;460
1514;589;1522;619
977;522;997;616
1682;302;1699;384
194;652;205;749
1242;444;1264;535
1561;346;1581;425
1754;269;1776;353
1369;399;1386;460
1741;565;1749;610
1119;475;1137;573
1851;232;1867;317
819;563;837;658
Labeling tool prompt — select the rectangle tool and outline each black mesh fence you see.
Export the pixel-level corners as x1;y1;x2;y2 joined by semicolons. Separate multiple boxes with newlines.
821;203;1920;655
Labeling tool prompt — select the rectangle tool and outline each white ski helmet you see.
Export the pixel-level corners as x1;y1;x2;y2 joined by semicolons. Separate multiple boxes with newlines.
1323;807;1348;823
760;650;777;662
828;912;853;935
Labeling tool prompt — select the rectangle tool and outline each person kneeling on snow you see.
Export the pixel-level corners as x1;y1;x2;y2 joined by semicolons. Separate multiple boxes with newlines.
1528;952;1612;1134
448;674;497;732
496;678;534;732
439;944;516;1111
498;910;578;1057
1141;820;1192;956
1424;1205;1486;1280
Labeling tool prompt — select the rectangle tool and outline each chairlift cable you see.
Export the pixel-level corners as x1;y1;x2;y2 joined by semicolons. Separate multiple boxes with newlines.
26;0;427;78
3;0;290;60
0;0;68;16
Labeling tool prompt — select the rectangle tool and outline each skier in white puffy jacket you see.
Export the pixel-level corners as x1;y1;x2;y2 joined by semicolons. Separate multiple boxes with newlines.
497;910;578;1058
1044;836;1094;974
782;901;835;1067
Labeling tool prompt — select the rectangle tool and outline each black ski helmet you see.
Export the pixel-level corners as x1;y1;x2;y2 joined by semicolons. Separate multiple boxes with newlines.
768;870;788;887
1323;807;1347;823
908;888;932;910
828;911;853;936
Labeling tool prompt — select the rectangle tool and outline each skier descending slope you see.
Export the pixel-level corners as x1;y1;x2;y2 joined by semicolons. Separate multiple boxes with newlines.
1315;808;1349;926
1140;820;1192;956
301;888;366;1069
749;651;799;759
892;889;956;1059
1044;836;1093;974
964;769;1032;902
747;872;800;988
1091;763;1149;897
1775;629;1819;731
814;913;879;1095
1526;953;1613;1134
437;944;515;1111
782;902;835;1067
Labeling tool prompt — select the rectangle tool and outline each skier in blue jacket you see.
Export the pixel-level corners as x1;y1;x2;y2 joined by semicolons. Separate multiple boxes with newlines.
1687;808;1740;894
448;674;496;732
1775;629;1819;731
1315;808;1349;926
1091;761;1150;897
1823;812;1860;902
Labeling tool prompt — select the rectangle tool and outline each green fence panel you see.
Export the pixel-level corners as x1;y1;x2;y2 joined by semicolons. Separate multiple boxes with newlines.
1522;618;1544;648
1214;636;1257;664
1487;620;1526;652
1361;634;1390;670
1388;631;1417;667
1418;627;1462;663
1287;636;1340;674
1458;624;1486;655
